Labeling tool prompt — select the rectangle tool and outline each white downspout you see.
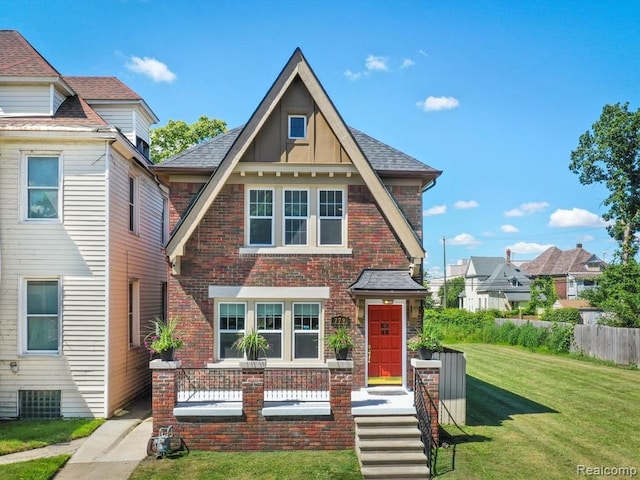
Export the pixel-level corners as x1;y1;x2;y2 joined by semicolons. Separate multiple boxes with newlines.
103;140;111;418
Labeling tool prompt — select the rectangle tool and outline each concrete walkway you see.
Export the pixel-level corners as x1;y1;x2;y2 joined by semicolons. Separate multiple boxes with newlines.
0;395;152;480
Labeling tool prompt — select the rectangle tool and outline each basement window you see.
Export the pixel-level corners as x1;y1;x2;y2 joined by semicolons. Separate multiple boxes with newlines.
19;390;61;419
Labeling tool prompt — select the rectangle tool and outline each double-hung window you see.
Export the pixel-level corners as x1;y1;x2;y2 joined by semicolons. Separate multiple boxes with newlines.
256;303;283;359
26;156;60;220
219;303;246;359
293;303;320;359
25;279;60;353
249;189;273;245
284;189;308;245
318;189;344;245
129;176;139;234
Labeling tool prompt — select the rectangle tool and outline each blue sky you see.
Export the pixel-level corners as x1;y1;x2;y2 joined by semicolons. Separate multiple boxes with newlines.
3;0;639;277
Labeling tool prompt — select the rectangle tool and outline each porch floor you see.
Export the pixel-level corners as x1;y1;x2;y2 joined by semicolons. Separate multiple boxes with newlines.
173;387;415;417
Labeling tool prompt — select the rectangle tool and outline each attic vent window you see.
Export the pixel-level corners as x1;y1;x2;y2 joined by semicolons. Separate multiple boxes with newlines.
288;115;307;139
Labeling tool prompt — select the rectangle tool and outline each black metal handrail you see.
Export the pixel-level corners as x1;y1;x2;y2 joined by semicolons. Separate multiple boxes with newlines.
176;368;242;402
414;370;439;476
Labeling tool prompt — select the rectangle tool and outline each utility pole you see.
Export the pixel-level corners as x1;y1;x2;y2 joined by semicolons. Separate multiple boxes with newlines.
442;236;447;308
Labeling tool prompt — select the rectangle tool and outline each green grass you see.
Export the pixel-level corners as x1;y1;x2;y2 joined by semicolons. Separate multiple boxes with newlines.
0;454;70;479
130;450;362;480
435;344;640;479
0;418;104;455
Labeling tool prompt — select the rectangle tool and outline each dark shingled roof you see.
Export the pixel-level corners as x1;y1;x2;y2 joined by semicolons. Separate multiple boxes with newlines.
521;245;604;276
0;94;107;128
65;76;142;101
154;125;440;176
348;269;427;293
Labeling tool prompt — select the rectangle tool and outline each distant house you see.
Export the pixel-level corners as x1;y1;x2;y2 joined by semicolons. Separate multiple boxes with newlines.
520;244;605;299
461;250;531;312
0;31;167;418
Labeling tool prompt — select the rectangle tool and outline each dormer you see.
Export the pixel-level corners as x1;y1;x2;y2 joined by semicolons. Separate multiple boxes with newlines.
64;76;159;157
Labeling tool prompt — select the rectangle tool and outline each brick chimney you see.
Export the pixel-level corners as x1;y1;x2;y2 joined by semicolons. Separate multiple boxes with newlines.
576;243;583;249
506;248;511;264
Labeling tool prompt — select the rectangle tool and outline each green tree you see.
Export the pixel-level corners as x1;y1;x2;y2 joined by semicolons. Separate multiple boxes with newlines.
150;115;227;163
569;102;640;264
580;261;640;327
525;277;557;314
438;277;464;308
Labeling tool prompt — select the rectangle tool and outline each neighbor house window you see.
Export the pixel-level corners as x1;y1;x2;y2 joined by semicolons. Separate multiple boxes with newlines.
293;303;320;359
128;280;140;347
284;189;308;245
256;303;283;359
288;115;307;139
25;279;60;353
26;156;60;220
318;189;344;245
219;303;246;359
248;189;273;245
128;176;139;234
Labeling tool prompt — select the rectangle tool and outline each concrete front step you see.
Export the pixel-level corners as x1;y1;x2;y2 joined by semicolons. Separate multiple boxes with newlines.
356;426;422;439
355;415;419;426
360;465;430;479
359;451;427;465
357;438;425;451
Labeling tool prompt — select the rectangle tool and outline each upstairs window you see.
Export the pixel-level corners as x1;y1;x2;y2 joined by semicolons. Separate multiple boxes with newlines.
26;156;60;220
318;189;344;246
284;189;308;245
249;189;274;245
288;115;307;139
136;137;150;159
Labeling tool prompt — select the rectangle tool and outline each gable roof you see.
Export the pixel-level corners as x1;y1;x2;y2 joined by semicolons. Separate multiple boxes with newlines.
0;30;61;77
477;262;531;293
164;48;440;262
521;245;604;277
155;125;440;180
64;76;142;101
348;269;427;298
466;256;505;278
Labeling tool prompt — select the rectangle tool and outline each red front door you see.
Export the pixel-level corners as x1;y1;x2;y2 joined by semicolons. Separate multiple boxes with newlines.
368;304;403;382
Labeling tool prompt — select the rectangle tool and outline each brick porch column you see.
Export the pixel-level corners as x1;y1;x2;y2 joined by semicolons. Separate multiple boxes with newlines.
411;358;441;445
149;359;182;435
327;360;355;447
241;360;266;422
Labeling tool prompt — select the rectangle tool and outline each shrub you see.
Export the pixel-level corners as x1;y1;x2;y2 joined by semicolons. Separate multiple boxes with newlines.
542;308;582;324
546;322;575;353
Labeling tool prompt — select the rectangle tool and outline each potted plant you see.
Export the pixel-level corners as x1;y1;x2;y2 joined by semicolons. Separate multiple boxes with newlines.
408;321;443;360
325;326;356;360
145;317;184;361
234;331;269;360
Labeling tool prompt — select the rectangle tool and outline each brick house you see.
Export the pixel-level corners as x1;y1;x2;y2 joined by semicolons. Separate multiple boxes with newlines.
150;49;442;459
155;48;441;388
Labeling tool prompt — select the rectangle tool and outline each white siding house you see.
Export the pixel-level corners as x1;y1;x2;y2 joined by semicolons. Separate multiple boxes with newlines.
0;30;166;418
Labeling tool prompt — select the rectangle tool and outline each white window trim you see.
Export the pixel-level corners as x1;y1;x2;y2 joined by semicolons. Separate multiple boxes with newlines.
128;279;140;348
283;188;309;246
21;152;63;223
317;188;346;247
247;188;275;246
288;115;307;139
292;301;321;361
20;276;62;355
217;301;247;360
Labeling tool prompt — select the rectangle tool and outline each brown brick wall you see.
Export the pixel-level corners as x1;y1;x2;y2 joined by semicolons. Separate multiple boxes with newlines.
167;181;420;388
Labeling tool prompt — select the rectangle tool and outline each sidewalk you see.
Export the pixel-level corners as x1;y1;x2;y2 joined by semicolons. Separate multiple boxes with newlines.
0;395;152;480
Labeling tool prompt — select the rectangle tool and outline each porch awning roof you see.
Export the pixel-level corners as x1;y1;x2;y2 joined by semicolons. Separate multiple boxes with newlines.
348;269;427;299
504;292;530;302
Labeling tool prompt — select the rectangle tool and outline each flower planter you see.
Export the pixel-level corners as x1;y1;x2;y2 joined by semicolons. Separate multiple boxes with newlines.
160;348;175;362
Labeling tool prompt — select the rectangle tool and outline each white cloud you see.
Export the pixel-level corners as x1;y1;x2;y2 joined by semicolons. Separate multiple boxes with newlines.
504;201;550;217
126;56;176;83
454;200;479;209
344;69;364;81
448;233;480;247
507;242;555;254
501;224;519;233
416;96;460;112
548;208;606;228
424;205;447;216
401;58;415;69
366;55;389;71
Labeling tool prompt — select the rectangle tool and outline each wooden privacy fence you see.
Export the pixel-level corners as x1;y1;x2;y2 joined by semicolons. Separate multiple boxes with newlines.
497;318;640;366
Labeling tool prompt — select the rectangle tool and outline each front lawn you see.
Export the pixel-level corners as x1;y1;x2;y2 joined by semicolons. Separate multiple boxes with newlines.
436;344;640;479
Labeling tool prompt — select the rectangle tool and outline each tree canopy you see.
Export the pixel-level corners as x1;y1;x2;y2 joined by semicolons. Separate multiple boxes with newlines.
580;261;640;328
569;102;640;264
438;277;465;308
150;115;227;164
